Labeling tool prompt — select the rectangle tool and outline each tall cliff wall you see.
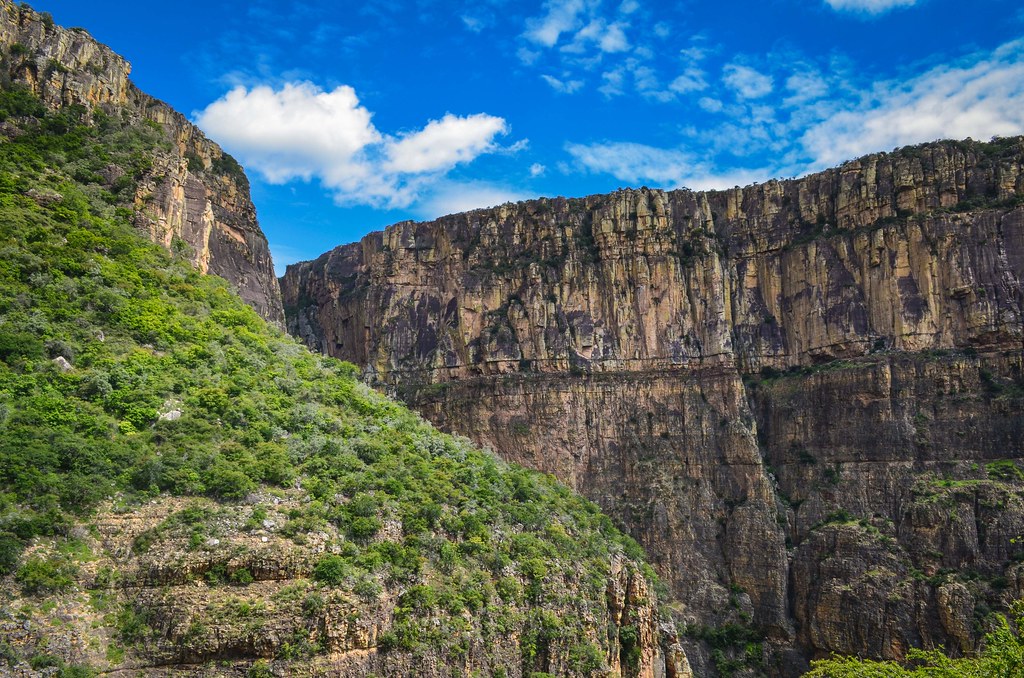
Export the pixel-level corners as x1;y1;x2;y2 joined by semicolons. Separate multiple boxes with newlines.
0;1;284;324
282;138;1024;675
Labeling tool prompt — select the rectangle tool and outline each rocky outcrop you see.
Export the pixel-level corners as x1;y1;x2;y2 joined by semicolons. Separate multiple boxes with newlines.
282;138;1024;675
0;495;678;677
0;1;283;324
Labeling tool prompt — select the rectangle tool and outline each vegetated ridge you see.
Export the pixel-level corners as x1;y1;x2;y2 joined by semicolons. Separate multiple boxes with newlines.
0;4;689;677
0;0;283;324
283;135;1024;676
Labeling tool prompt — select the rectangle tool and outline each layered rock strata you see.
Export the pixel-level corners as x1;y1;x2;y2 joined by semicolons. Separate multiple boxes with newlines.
283;138;1024;675
0;1;283;323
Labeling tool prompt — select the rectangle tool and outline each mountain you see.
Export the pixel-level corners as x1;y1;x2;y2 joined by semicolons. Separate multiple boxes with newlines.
282;138;1024;675
0;0;283;324
0;4;687;676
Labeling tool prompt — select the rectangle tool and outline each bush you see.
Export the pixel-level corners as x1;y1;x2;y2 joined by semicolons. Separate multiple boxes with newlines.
312;555;349;586
0;330;45;361
247;659;274;678
0;533;24;575
16;555;77;594
204;463;255;500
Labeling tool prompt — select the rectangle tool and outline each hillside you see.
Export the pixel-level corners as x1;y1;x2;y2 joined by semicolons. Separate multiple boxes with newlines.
283;138;1024;675
0;24;687;678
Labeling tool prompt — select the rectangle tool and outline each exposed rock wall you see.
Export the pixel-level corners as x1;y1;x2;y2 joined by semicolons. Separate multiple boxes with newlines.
0;1;283;324
282;138;1024;675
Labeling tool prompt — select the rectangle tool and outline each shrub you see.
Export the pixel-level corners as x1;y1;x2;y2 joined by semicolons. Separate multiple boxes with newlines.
0;533;23;575
313;554;349;586
230;568;254;585
16;555;77;594
301;592;325;617
204;463;255;500
247;659;274;678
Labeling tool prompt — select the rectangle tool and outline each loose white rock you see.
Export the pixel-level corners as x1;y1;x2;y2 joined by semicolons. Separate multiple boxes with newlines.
52;356;73;372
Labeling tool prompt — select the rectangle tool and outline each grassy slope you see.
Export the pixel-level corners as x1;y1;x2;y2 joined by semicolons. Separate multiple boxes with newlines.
0;88;658;675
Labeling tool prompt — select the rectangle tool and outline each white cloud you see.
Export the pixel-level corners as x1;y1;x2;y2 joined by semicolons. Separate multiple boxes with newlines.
565;141;770;189
561;18;631;55
524;0;586;48
598;67;626;97
541;74;585;93
517;46;542;65
631;64;662;95
412;181;529;220
800;39;1024;169
669;70;707;94
461;14;490;32
619;0;640;14
529;163;547;177
783;70;830;105
698;96;724;113
563;39;1024;196
599;22;630;53
824;0;917;15
565;142;695;185
519;0;647;93
722;64;773;99
384;114;508;173
196;82;510;209
518;2;715;102
194;82;380;185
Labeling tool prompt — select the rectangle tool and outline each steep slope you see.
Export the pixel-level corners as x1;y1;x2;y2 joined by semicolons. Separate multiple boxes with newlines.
0;46;688;678
282;138;1024;675
0;1;283;324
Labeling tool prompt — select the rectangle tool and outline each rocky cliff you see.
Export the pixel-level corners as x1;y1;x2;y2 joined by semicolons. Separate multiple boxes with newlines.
282;138;1024;675
0;1;283;324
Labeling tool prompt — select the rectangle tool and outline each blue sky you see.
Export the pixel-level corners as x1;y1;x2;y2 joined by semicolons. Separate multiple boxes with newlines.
41;0;1024;273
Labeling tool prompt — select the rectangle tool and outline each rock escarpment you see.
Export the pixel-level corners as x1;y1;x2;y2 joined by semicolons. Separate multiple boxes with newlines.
0;1;283;323
283;138;1024;675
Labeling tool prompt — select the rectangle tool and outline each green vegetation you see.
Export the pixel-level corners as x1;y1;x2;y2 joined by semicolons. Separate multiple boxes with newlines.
805;601;1024;676
0;86;654;670
686;622;765;677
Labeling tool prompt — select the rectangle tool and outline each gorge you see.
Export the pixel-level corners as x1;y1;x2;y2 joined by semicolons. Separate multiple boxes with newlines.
0;1;1022;676
282;142;1024;675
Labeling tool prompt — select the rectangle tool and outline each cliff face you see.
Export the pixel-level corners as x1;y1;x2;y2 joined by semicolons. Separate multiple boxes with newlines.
0;1;283;324
282;138;1024;675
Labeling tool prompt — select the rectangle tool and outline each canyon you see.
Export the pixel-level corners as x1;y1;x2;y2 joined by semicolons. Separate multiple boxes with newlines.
2;1;1023;674
283;140;1024;675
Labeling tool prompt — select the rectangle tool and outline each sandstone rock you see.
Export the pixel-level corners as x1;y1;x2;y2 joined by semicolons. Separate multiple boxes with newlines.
937;581;975;653
51;356;72;371
158;409;182;422
26;187;61;205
